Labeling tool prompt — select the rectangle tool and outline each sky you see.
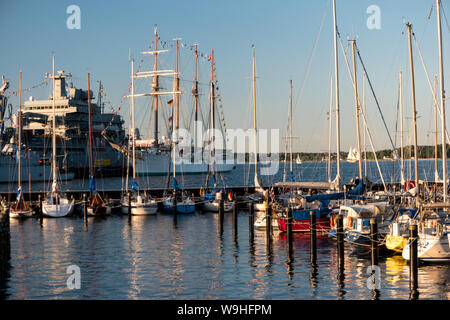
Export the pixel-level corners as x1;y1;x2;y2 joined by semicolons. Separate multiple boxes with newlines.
1;0;450;154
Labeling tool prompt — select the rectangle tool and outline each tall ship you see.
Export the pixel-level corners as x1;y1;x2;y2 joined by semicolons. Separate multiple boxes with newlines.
18;69;126;178
128;27;235;176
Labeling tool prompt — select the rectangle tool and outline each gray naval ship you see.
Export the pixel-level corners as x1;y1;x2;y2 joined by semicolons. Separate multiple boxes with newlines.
13;71;126;179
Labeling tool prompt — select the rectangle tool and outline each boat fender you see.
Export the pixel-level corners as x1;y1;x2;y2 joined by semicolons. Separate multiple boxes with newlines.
348;216;353;228
330;215;335;229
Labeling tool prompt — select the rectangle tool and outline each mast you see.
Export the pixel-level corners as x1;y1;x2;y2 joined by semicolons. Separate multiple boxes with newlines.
87;73;94;185
399;71;405;186
252;46;258;186
436;0;447;202
131;58;136;184
152;26;160;147
434;75;439;182
332;0;341;190
350;40;363;180
52;55;57;192
406;23;420;206
193;43;199;149
289;79;293;178
210;50;216;180
328;75;333;183
18;71;22;196
174;38;180;131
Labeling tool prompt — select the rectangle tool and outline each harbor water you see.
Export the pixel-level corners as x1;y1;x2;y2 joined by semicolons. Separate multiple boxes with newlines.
1;161;450;300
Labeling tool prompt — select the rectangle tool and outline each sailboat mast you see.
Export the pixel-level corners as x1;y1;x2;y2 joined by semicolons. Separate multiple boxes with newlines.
18;71;22;193
210;50;216;177
434;75;439;181
131;58;136;181
175;38;180;131
87;73;94;181
289;79;293;176
350;40;363;180
252;46;258;182
399;71;405;185
406;23;420;205
328;75;333;183
153;27;159;147
332;0;341;189
436;0;447;202
52;55;57;189
193;44;199;149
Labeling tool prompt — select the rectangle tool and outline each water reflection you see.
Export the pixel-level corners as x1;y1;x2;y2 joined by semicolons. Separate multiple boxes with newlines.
5;212;450;299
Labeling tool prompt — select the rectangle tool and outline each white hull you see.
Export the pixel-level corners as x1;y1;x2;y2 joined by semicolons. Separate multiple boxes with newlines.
254;211;279;230
42;199;74;218
134;149;235;176
10;208;34;218
254;202;266;212
202;200;233;212
403;229;450;262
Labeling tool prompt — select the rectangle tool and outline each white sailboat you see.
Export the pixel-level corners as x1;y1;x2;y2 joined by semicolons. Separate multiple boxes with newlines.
9;71;33;219
120;58;158;215
42;56;74;218
346;147;359;163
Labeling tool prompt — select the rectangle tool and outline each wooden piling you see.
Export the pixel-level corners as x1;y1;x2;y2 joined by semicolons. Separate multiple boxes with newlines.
310;210;317;266
409;224;418;292
128;192;131;217
83;193;87;222
286;207;293;257
232;200;237;237
172;189;177;215
265;200;272;240
336;214;344;271
370;218;378;266
248;201;254;241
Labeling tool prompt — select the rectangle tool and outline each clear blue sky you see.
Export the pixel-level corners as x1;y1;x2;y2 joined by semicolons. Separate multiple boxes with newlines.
1;0;450;153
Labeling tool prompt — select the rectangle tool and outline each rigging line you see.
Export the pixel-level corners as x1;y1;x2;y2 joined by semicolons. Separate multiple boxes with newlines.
338;35;386;189
412;32;450;145
354;42;399;161
292;0;329;115
439;0;450;33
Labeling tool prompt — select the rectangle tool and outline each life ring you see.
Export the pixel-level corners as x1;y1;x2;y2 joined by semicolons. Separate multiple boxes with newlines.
404;180;416;191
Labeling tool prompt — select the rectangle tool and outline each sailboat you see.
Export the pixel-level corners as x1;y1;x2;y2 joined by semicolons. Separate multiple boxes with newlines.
162;38;195;214
295;155;302;164
10;71;33;218
346;147;359;163
86;73;111;216
200;50;233;213
120;58;158;216
42;55;74;218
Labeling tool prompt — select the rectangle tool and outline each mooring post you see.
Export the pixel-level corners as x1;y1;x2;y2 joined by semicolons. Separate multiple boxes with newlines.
287;207;293;257
128;192;131;217
336;214;344;272
38;194;43;218
310;210;317;266
83;193;87;222
409;224;418;293
248;201;254;242
172;189;177;215
232;200;237;238
393;185;396;206
218;190;224;228
370;218;379;266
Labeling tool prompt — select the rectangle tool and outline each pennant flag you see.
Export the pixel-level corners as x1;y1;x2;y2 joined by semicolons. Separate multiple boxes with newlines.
173;178;182;190
208;55;212;61
89;177;97;194
167;99;174;105
131;179;139;191
228;192;233;201
16;186;22;201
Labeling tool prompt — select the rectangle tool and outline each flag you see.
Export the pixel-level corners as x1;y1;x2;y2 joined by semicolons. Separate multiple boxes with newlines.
167;99;174;105
228;192;233;201
131;179;139;191
168;115;173;122
208;55;212;61
16;186;22;201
